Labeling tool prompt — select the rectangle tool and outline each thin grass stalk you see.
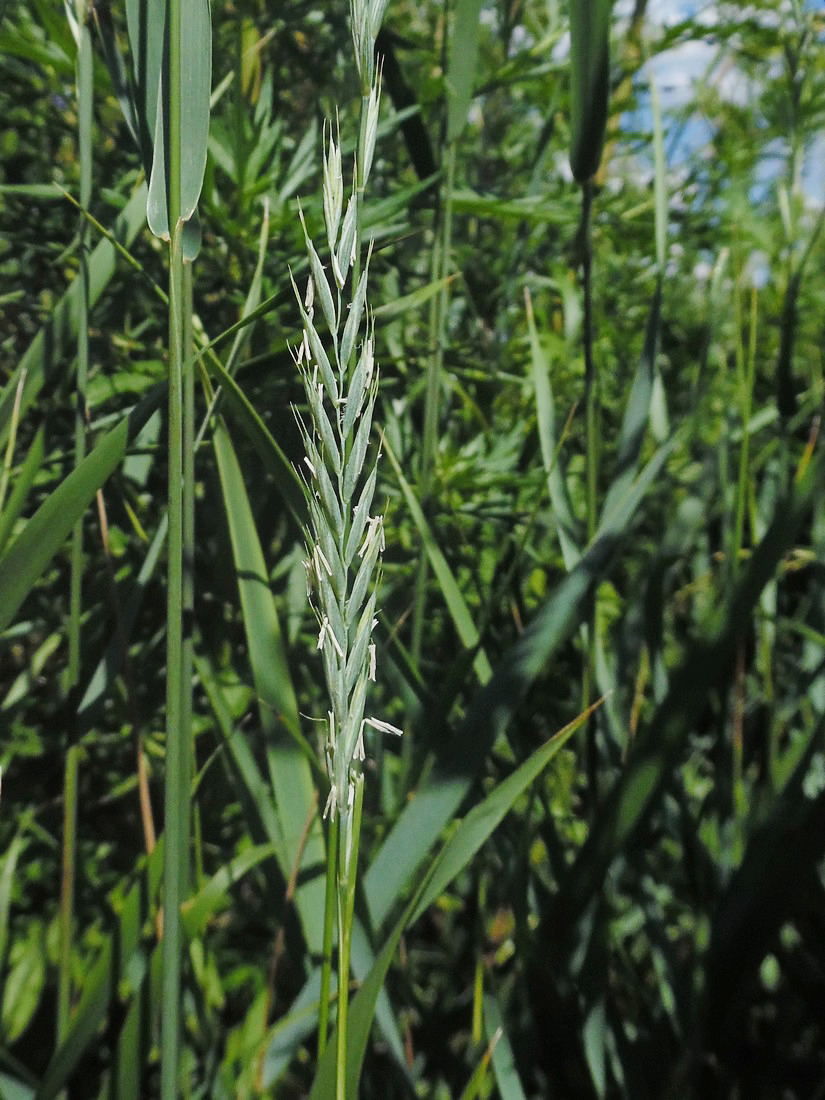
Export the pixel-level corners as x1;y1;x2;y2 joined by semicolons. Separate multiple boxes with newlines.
335;775;364;1100
409;241;439;665
318;812;339;1058
161;226;186;1095
730;284;757;851
581;178;598;544
568;0;610;800
68;3;93;689
57;745;80;1041
181;260;195;891
161;0;186;1090
415;0;448;622
0;370;26;517
579;177;599;798
471;873;486;1045
412;141;456;663
732;285;758;571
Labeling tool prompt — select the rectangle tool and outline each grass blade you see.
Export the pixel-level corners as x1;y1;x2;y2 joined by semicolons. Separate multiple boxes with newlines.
0;426;45;557
146;0;211;241
568;0;612;184
483;992;527;1100
311;707;588;1098
0;385;164;635
365;437;675;933
213;420;327;955
0;834;27;975
446;0;483;143
599;279;661;528
0;1075;35;1100
525;286;581;569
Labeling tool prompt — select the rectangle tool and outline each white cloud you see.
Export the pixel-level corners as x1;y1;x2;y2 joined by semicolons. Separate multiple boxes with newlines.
647;39;716;108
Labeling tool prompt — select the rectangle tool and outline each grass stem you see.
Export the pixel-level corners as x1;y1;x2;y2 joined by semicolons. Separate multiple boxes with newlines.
57;745;80;1041
161;0;186;1091
579;177;599;799
68;11;93;690
335;777;364;1100
318;812;339;1059
412;140;457;663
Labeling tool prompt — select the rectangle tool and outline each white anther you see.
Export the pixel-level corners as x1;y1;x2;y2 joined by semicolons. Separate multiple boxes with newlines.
319;617;344;658
359;515;382;558
332;252;346;289
354;724;366;760
364;716;403;737
323;785;337;820
314;544;332;576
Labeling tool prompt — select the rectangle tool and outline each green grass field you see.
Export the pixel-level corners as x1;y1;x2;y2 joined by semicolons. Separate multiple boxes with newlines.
1;1;824;1096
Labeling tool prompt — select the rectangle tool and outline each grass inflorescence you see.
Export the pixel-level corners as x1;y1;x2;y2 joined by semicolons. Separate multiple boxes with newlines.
1;1;824;1098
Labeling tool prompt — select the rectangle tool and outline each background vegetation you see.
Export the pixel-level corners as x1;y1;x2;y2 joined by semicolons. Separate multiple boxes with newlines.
1;0;824;1096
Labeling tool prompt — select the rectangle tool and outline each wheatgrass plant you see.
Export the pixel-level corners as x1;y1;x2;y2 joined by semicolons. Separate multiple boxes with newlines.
120;0;211;1093
290;1;397;1091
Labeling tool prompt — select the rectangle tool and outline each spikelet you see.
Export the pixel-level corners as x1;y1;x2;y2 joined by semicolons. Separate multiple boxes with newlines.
290;60;399;855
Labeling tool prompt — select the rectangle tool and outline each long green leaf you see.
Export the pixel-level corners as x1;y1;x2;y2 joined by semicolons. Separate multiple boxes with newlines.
525;287;580;569
484;992;528;1100
446;0;484;143
125;0;164;172
371;275;455;322
310;710;585;1098
152;0;211;238
568;0;612;183
181;842;277;939
0;427;45;557
0;834;27;975
365;436;676;934
212;419;326;956
599;278;661;528
0;385;164;635
0;1073;35;1100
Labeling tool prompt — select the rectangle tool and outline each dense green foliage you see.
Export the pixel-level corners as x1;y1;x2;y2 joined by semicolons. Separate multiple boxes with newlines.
1;0;824;1096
